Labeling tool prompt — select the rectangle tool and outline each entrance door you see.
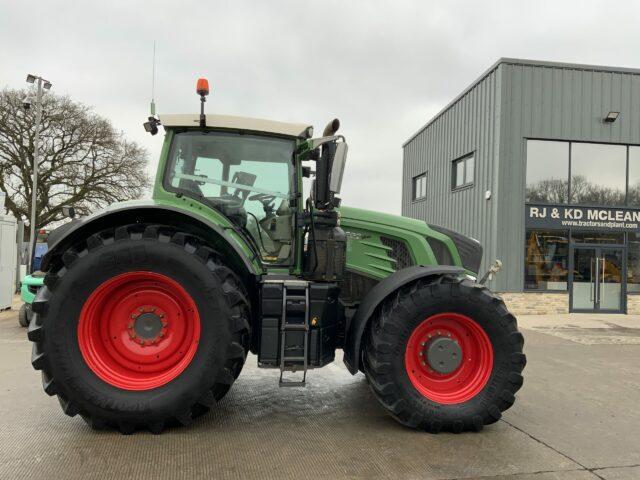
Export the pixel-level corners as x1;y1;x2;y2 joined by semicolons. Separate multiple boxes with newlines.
571;246;624;312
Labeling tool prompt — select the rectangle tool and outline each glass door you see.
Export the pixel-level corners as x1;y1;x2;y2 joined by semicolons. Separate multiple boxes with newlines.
598;248;623;312
572;247;597;311
571;246;624;312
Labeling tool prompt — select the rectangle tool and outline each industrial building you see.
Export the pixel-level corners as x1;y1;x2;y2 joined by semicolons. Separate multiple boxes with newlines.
402;58;640;314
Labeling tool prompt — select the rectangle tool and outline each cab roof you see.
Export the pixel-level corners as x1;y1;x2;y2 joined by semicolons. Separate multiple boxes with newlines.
158;114;312;138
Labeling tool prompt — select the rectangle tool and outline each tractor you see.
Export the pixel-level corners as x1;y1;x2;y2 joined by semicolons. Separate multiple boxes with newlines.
27;79;525;434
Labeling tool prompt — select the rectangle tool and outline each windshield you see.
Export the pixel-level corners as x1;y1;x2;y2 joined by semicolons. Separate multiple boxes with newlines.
166;131;296;264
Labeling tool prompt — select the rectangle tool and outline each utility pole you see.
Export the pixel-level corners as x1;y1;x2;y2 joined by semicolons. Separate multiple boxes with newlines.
24;74;52;273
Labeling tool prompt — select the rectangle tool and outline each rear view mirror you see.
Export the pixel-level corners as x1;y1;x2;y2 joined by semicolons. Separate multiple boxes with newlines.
329;142;348;194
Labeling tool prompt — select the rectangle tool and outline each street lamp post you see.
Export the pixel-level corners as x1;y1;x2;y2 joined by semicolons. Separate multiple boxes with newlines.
25;74;52;273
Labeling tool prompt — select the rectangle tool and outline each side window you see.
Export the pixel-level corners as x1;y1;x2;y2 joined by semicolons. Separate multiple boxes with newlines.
412;173;427;201
165;131;296;265
452;153;475;190
229;160;290;220
194;157;223;196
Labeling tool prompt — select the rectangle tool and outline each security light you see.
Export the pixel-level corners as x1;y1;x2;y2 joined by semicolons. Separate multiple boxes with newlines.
604;111;620;123
43;81;52;90
26;74;36;84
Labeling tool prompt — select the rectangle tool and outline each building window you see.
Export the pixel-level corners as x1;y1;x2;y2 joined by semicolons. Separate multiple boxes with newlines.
571;231;624;245
526;140;640;207
525;140;569;203
570;143;626;206
524;229;569;291
452;154;474;189
628;233;640;293
628;147;640;207
412;173;426;200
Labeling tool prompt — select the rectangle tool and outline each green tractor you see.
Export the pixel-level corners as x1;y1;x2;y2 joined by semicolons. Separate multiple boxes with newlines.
27;79;525;434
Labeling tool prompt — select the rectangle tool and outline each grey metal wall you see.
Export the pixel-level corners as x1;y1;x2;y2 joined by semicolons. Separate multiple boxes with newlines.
403;59;640;292
402;65;502;282
497;61;640;291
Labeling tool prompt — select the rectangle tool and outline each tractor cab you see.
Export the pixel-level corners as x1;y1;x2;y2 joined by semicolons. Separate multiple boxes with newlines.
147;81;348;274
159;120;301;264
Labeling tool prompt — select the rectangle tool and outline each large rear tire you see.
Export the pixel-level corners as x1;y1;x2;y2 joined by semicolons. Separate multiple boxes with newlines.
27;224;251;434
363;275;525;433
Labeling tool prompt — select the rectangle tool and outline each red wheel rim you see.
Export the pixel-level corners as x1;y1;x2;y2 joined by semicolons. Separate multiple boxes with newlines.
405;313;493;404
78;271;201;391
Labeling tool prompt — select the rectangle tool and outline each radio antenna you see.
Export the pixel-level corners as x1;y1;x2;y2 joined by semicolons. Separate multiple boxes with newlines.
150;40;156;116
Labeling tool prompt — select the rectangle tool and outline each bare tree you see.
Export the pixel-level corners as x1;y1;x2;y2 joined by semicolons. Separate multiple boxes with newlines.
0;88;150;233
527;174;626;205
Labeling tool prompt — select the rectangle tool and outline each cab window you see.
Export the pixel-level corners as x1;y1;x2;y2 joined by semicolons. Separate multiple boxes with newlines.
166;131;296;264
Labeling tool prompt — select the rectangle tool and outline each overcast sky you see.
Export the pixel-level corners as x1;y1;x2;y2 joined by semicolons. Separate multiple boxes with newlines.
2;0;640;214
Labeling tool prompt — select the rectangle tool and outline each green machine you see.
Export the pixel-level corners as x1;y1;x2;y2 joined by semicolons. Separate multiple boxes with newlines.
18;273;44;327
28;79;525;434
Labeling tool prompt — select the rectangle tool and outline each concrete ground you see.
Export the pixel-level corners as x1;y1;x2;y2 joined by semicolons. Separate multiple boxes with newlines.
0;296;639;480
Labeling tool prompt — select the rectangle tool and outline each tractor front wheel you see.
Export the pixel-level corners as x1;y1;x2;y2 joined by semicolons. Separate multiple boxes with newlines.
28;225;251;434
18;303;31;328
363;276;525;433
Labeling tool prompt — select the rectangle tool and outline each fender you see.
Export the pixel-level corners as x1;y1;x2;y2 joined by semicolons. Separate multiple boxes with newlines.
41;202;259;275
343;265;466;374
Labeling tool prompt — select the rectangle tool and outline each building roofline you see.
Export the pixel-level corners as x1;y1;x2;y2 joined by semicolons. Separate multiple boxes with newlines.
402;57;640;147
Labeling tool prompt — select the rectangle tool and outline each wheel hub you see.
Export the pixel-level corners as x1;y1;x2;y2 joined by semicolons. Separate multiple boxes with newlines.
425;336;462;374
133;312;164;340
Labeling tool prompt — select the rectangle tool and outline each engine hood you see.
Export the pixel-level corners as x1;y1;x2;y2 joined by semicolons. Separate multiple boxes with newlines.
338;206;430;235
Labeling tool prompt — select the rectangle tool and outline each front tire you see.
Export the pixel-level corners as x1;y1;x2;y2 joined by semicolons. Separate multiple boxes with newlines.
363;276;525;433
28;224;251;434
18;303;30;328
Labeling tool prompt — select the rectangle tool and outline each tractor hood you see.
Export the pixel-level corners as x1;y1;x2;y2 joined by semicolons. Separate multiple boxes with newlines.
338;205;483;277
339;206;430;235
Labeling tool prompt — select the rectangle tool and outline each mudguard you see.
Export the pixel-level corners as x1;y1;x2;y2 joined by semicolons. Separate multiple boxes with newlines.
41;203;258;274
343;265;466;374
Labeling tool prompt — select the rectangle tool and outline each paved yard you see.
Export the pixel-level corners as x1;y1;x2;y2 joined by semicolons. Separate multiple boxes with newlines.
0;297;638;480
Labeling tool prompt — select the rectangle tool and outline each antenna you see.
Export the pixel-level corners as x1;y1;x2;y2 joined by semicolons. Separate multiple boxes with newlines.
150;40;156;116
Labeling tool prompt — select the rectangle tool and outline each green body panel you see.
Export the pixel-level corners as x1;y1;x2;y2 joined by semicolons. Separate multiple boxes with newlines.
20;275;44;305
339;206;465;279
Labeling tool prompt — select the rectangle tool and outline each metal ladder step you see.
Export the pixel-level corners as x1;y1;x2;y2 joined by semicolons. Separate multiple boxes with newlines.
279;282;309;387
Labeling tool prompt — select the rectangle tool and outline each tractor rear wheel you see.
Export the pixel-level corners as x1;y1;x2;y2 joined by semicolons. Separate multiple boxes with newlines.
27;224;251;434
363;275;525;433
